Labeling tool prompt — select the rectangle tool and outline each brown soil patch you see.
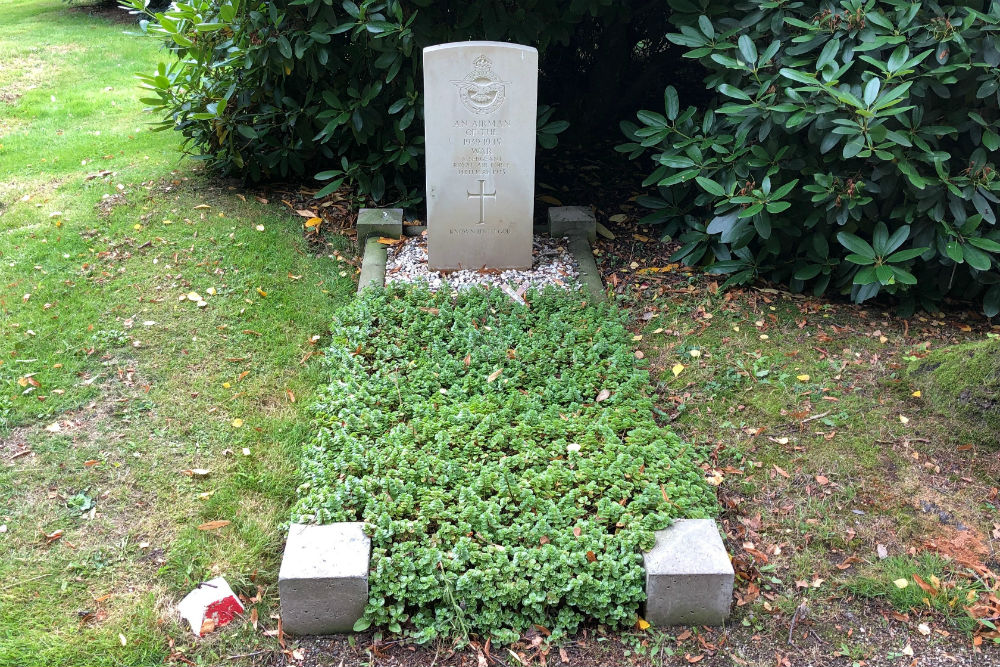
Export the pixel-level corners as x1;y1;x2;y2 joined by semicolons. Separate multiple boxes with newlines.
96;192;129;216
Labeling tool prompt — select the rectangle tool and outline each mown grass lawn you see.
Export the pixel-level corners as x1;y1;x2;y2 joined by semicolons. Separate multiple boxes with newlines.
1;1;354;664
2;1;999;666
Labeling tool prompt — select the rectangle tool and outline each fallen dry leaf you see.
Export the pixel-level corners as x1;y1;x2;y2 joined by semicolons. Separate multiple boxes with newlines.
197;520;230;531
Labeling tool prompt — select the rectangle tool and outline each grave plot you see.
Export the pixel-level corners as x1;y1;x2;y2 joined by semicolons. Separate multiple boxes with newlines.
290;284;717;643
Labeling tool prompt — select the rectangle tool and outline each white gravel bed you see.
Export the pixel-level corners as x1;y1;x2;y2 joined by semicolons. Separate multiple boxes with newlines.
385;234;580;293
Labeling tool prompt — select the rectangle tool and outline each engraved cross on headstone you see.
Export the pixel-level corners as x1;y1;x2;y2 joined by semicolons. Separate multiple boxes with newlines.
467;179;497;225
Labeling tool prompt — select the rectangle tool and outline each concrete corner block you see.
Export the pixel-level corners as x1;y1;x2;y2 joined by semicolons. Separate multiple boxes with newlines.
643;519;734;626
279;522;370;635
548;206;597;244
356;208;403;253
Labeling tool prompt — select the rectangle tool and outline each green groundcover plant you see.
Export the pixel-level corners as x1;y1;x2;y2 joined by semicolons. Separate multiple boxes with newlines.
292;285;715;643
622;0;1000;314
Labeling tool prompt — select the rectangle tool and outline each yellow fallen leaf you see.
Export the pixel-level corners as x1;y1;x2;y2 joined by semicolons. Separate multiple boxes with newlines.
672;363;684;377
304;217;321;228
231;418;243;428
257;287;267;297
255;224;265;231
206;287;217;296
222;382;231;389
899;415;910;424
912;390;921;397
193;204;211;210
187;292;202;302
637;617;651;631
133;224;142;231
689;349;701;358
632;334;643;341
894;578;909;589
797;374;810;381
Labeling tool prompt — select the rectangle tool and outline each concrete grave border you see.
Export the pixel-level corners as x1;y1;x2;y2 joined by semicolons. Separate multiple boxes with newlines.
279;518;733;635
355;206;607;302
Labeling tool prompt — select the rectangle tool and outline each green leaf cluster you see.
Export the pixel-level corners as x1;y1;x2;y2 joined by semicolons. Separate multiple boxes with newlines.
622;0;1000;315
293;285;715;643
120;0;613;203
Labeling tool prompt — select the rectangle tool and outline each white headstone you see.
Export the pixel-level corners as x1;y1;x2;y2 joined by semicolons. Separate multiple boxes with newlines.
423;42;538;270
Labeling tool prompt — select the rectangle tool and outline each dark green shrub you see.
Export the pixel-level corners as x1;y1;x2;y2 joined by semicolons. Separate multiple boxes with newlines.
294;285;715;643
621;0;1000;314
121;0;678;203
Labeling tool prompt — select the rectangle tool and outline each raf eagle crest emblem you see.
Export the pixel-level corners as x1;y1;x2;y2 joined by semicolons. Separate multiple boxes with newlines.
452;54;508;115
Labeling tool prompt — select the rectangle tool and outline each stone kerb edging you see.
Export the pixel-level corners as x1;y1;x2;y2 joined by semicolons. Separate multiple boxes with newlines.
355;206;608;302
279;518;734;636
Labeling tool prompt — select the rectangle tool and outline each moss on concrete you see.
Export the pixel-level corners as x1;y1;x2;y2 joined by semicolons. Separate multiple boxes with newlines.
906;337;1000;448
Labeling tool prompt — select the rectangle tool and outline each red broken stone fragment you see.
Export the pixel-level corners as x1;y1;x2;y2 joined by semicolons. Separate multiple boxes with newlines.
177;576;245;636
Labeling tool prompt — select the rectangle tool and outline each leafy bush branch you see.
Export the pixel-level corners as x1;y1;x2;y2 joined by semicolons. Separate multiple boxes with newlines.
622;0;1000;314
